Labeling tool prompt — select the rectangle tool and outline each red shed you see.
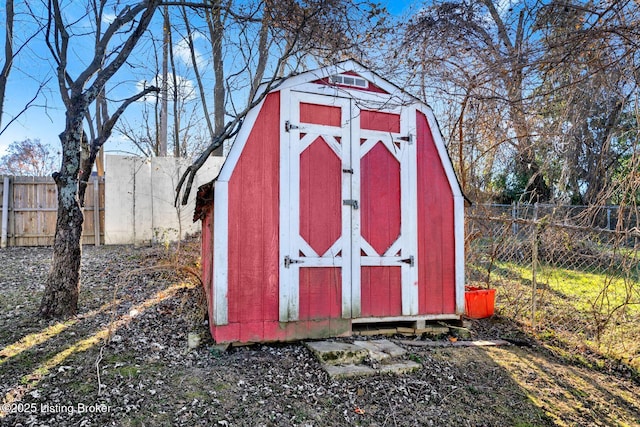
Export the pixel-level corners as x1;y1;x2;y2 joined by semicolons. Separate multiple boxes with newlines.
196;60;465;344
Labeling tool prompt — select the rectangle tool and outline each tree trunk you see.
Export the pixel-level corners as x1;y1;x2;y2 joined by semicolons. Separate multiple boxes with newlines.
158;5;169;157
209;1;225;156
508;88;551;202
0;0;14;132
40;110;84;318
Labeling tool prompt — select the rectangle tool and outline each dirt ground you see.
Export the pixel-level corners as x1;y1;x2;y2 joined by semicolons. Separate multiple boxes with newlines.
1;244;639;427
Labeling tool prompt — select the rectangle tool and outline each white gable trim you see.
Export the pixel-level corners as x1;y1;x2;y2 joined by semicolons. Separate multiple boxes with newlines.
255;60;417;106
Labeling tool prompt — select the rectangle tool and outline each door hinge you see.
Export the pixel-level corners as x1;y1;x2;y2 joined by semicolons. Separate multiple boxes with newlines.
284;255;304;268
398;255;414;266
343;199;359;210
285;121;299;132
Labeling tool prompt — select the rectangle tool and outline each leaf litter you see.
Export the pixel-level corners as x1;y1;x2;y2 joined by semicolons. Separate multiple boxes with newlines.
1;241;639;426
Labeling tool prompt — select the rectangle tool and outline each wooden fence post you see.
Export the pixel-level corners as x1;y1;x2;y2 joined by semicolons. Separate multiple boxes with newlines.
1;176;9;248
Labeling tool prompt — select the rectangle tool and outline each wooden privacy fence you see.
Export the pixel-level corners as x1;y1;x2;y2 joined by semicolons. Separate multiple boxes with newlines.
0;175;104;247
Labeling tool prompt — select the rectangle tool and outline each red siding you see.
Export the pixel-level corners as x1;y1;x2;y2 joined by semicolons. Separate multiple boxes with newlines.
359;113;403;317
360;266;402;317
299;268;341;320
360;111;401;133
360;142;401;255
300;138;341;256
300;103;341;127
225;92;281;341
416;111;456;314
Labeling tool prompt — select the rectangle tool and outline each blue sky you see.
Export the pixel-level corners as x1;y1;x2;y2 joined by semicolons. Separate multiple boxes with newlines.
384;0;414;15
0;0;417;159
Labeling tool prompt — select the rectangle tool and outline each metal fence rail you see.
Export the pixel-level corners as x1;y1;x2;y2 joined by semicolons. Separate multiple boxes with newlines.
468;202;640;231
466;203;640;366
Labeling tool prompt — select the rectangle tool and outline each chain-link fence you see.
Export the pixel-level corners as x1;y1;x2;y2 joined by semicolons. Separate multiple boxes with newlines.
466;203;640;369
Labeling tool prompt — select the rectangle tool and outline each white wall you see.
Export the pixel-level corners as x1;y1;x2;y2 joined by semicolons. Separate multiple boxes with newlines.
104;155;223;245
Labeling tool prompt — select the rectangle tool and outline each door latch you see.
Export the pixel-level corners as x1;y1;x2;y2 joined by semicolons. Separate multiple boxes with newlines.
398;255;414;266
284;255;304;268
343;199;359;210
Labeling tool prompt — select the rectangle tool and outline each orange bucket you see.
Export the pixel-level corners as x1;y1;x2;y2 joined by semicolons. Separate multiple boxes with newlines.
464;287;496;319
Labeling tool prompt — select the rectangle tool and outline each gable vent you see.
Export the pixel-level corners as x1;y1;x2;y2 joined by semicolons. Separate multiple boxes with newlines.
329;74;368;88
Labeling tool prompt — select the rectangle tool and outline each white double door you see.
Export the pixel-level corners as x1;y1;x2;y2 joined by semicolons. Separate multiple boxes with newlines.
279;91;418;322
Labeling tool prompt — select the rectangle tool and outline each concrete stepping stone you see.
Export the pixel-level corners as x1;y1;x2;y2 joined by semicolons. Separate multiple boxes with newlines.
324;364;377;379
322;360;421;379
306;339;420;378
353;339;407;361
304;341;369;365
379;361;421;375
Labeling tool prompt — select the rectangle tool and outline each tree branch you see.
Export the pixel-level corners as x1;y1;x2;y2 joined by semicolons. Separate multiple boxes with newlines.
75;2;148;88
0;79;49;136
174;11;307;206
85;1;160;106
79;85;159;205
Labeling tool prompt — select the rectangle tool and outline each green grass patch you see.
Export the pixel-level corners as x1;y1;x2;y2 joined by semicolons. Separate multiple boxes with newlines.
488;261;640;314
472;259;640;377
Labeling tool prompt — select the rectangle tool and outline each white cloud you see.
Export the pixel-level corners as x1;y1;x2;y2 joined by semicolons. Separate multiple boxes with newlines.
102;13;117;24
173;32;208;70
136;74;197;103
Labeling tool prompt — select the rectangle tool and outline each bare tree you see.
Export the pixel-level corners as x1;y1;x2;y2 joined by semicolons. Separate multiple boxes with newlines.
39;0;160;318
159;5;170;156
535;0;640;205
0;0;49;136
176;0;388;203
208;0;225;151
0;139;59;176
179;4;215;147
400;0;640;204
35;0;384;318
0;0;14;132
402;0;552;201
117;106;161;157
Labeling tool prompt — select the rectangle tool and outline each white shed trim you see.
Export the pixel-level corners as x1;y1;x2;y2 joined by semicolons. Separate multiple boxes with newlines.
213;180;228;325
